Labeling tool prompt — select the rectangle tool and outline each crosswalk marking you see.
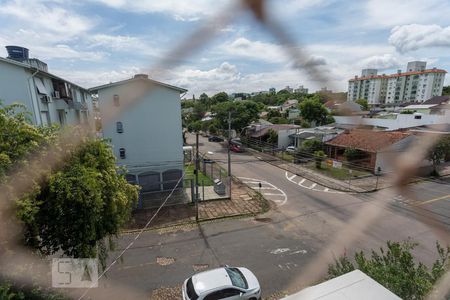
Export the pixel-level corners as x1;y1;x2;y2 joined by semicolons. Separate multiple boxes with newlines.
288;174;297;181
310;183;317;189
298;179;306;185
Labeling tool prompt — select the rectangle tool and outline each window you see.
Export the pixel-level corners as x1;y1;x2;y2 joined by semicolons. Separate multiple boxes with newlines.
414;115;422;119
119;148;126;159
226;268;248;289
116;121;123;133
204;289;241;300
57;109;66;125
113;94;120;107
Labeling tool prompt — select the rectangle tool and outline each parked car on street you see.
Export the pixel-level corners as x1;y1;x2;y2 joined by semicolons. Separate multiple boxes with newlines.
285;146;296;153
230;144;244;153
182;266;261;300
208;136;224;142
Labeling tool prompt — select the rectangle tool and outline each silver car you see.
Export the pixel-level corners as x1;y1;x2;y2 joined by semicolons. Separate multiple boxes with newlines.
182;266;261;300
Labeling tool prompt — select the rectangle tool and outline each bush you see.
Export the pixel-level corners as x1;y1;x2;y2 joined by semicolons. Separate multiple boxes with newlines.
343;148;363;161
328;240;450;300
314;150;326;169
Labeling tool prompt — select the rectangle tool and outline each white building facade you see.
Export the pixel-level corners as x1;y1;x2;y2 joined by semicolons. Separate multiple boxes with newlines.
0;46;93;126
348;61;446;105
90;74;187;201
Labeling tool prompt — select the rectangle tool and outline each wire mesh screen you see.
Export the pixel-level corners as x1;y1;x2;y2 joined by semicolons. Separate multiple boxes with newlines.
0;0;449;299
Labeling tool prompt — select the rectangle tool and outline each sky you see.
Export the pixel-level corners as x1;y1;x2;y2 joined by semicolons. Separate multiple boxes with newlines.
1;0;450;98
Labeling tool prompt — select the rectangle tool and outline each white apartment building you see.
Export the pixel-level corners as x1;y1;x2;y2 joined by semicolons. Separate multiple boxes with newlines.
348;61;446;105
0;46;94;126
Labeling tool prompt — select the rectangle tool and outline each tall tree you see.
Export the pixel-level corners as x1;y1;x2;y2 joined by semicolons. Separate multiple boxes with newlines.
0;103;138;269
355;98;369;110
211;101;260;133
299;98;329;125
211;92;229;104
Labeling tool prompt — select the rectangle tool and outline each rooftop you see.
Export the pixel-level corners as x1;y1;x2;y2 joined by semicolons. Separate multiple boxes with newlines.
349;68;447;82
326;129;410;152
89;74;187;93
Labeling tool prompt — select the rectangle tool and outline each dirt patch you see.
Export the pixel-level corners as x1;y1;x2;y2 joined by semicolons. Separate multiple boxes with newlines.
149;286;182;300
192;264;209;272
156;256;175;266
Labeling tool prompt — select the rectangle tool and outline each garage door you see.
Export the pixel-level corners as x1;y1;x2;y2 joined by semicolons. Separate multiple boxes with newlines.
162;169;183;190
138;172;161;192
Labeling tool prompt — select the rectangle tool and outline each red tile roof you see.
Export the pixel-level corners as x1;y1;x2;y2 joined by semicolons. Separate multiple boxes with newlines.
326;129;411;152
349;69;447;82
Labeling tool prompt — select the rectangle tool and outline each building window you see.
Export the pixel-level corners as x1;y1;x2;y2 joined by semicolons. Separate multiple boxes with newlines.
116;121;123;133
57;109;66;125
414;115;422;119
113;94;120;107
119;148;126;159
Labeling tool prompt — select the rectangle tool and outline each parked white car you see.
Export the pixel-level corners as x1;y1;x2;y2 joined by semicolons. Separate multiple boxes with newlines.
285;146;296;153
182;266;261;300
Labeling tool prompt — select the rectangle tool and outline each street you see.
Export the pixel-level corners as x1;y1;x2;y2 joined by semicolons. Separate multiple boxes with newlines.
78;134;450;299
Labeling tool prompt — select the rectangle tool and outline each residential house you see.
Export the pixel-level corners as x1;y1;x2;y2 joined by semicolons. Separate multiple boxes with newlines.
243;122;300;149
287;108;300;120
289;126;344;148
0;46;93;126
89;74;187;203
281;99;298;111
325;129;415;173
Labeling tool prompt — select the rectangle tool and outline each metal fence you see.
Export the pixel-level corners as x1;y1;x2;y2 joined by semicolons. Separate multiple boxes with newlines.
1;0;450;299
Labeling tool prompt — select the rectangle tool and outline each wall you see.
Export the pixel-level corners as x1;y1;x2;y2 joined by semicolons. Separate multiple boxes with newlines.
334;110;450;130
278;128;298;148
0;60;36;123
98;80;184;176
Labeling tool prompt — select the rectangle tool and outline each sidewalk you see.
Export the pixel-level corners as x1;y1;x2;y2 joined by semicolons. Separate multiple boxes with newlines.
125;179;268;231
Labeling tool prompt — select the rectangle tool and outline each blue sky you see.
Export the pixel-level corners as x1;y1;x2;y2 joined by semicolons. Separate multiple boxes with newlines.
1;0;450;97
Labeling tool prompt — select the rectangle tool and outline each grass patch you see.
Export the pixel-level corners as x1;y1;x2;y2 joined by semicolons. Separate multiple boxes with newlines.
185;164;214;186
275;152;294;162
304;162;370;180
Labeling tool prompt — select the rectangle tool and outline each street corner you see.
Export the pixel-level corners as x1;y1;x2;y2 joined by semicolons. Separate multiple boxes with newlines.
284;171;344;194
238;176;288;207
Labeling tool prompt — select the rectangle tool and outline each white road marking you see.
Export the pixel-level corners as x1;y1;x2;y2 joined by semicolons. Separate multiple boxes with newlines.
287;174;297;181
285;171;343;194
270;248;290;254
238;176;288;206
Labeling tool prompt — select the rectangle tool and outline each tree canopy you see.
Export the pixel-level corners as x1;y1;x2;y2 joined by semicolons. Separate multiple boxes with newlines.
355;98;369;110
299;98;330;125
328;240;450;300
0;102;138;269
211;100;260;133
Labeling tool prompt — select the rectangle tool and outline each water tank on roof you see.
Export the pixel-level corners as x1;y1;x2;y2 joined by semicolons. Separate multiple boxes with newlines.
6;46;29;62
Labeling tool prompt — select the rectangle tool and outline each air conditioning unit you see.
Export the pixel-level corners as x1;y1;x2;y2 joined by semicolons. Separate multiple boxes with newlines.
53;90;60;98
41;95;51;103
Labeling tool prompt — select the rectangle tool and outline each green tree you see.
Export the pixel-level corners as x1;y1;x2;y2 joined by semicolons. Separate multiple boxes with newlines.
267;109;282;120
428;136;450;174
211;100;260;133
211;92;229;104
17;138;139;268
355;98;369;110
0;102;138;269
328;240;450;300
299;98;329;125
314;150;326;169
300;139;323;155
442;86;450;96
208;123;218;135
266;129;278;144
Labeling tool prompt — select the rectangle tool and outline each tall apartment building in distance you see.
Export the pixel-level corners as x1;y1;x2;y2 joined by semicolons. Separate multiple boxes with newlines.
347;61;447;106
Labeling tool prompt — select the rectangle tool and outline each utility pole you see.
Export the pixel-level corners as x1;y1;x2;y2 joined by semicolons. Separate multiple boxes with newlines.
195;132;200;220
227;111;232;198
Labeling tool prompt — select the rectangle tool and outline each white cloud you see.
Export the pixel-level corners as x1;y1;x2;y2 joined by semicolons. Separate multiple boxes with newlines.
224;38;287;63
0;0;95;38
359;54;402;70
364;0;450;28
389;24;450;53
90;0;228;20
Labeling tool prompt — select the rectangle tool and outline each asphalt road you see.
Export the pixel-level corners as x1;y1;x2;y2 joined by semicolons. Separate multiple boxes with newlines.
77;134;450;299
